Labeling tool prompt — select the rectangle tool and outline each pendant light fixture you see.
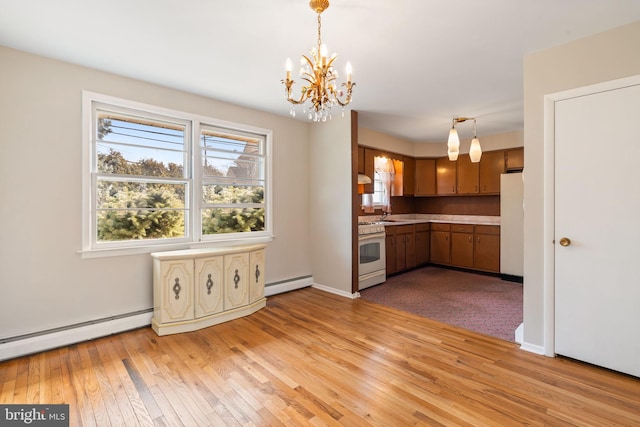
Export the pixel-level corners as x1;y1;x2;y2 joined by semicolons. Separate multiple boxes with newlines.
281;0;356;122
447;117;482;162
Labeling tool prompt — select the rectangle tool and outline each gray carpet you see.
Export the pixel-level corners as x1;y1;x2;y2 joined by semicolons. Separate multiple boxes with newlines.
359;266;523;342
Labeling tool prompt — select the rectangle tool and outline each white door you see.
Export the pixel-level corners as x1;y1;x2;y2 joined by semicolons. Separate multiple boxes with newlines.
554;82;640;377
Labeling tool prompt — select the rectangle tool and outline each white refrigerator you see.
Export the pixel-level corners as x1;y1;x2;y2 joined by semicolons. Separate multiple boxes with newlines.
500;172;524;279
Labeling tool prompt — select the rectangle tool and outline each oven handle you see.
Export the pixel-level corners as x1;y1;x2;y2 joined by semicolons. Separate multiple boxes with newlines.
359;231;386;242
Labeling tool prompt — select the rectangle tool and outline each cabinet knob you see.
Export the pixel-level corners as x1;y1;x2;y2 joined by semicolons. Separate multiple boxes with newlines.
559;237;571;247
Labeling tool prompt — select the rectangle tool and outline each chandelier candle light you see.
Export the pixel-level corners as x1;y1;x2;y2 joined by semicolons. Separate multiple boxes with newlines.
282;0;355;122
447;117;482;162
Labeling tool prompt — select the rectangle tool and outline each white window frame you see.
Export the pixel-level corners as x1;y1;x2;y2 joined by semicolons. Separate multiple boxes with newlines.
81;91;273;258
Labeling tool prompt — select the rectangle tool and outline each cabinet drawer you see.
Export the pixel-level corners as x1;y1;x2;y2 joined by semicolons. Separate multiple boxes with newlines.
451;224;474;233
415;223;430;232
430;223;450;231
475;225;500;235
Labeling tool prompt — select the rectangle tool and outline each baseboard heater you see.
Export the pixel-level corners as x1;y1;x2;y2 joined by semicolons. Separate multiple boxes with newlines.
0;276;313;361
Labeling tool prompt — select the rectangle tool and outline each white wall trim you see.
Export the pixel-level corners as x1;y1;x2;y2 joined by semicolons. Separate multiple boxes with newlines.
1;276;315;361
265;276;313;296
0;311;153;362
520;341;546;355
312;283;360;299
542;74;640;358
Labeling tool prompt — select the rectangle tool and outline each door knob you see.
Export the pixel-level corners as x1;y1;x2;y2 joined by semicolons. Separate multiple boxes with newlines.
559;237;571;247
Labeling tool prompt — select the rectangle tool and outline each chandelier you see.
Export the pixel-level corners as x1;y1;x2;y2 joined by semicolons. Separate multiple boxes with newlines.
282;0;355;122
447;117;482;162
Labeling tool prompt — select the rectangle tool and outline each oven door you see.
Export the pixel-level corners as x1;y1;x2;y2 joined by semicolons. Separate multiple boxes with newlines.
358;232;386;277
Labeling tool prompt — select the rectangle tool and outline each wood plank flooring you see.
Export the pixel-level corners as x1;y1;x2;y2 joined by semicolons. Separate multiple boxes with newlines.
1;287;639;426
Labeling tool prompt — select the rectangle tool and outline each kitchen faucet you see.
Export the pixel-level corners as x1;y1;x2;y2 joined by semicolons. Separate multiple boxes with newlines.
380;212;389;220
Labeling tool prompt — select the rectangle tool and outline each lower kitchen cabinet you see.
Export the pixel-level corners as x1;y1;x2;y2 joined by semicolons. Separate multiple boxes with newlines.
415;223;430;265
451;224;474;268
151;244;266;336
385;224;416;274
430;223;451;264
430;223;501;273
473;225;500;272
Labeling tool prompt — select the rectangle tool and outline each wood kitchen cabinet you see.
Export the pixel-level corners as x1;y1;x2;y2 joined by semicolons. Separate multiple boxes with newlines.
505;147;524;172
363;147;376;194
357;146;365;174
479;150;506;194
385;227;398;275
451;224;475;268
430;223;451;264
385;224;417;274
474;225;500;272
395;224;416;271
436;158;457;195
403;156;415;196
415;223;430;265
456;154;480;195
415;159;436;196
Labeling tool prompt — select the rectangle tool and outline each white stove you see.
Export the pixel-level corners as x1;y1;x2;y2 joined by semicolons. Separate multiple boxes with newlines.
357;222;387;290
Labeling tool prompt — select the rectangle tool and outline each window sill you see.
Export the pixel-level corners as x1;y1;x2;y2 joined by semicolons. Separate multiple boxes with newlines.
78;235;274;259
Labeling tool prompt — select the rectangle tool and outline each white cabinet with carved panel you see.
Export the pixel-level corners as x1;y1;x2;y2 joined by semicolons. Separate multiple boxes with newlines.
151;244;266;336
155;258;194;324
250;248;265;303
224;252;250;310
194;256;224;318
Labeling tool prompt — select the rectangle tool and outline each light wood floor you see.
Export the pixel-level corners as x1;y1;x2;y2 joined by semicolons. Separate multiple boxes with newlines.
1;288;639;426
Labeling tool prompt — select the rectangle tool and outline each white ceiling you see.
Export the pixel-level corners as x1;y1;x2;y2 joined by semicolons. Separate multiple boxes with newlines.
2;1;640;143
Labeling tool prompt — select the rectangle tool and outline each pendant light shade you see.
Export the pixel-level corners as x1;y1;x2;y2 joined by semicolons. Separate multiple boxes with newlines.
447;127;460;161
469;137;482;162
446;117;482;162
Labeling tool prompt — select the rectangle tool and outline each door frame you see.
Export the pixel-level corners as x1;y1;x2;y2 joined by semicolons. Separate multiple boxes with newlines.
542;74;640;357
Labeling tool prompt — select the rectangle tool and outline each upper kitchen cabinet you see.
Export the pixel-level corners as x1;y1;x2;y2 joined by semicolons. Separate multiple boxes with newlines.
357;146;365;174
403;156;415;196
415;159;436;196
456;154;480;195
436;157;457;195
362;147;376;194
505;147;524;172
479;150;506;194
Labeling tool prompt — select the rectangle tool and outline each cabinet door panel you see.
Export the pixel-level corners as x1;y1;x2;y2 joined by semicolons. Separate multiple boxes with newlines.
451;232;474;268
195;256;224;318
479;150;505;194
474;233;500;272
436;158;457;195
158;260;194;323
456;155;479;194
415;230;430;265
415;159;436;196
249;249;266;303
224;253;250;310
430;230;451;264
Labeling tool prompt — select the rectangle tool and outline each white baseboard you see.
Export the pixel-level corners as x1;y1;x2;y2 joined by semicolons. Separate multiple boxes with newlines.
265;276;313;296
520;340;546;355
515;322;524;344
0;311;153;362
311;283;360;299
1;276;316;361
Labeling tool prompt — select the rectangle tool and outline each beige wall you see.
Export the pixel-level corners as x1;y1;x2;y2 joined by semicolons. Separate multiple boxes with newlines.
309;119;354;295
523;21;640;351
0;46;313;339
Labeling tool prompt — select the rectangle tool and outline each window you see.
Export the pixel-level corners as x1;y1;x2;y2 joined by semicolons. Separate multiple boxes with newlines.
82;92;272;256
